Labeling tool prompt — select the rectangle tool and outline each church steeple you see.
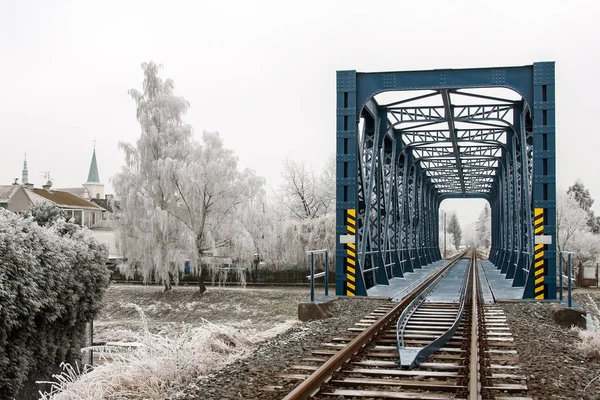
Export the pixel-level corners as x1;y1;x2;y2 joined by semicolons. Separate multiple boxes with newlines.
86;144;100;184
22;153;28;185
83;143;104;200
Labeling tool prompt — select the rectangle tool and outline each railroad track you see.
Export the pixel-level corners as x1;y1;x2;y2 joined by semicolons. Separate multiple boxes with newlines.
279;250;531;400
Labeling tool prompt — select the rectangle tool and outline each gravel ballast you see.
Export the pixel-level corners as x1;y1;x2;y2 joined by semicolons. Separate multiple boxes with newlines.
501;299;600;399
186;297;391;399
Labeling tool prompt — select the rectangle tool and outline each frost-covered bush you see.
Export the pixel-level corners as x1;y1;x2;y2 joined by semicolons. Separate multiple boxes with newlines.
0;207;110;398
575;320;600;360
25;202;69;227
572;295;600;361
267;213;336;269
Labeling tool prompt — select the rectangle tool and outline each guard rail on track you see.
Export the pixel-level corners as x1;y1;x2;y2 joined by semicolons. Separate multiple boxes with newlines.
395;251;473;368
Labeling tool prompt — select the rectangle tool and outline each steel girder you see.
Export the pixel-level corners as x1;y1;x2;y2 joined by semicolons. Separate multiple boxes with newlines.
336;63;556;299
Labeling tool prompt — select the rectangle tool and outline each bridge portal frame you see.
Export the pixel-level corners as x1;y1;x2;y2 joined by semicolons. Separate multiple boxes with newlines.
335;62;556;300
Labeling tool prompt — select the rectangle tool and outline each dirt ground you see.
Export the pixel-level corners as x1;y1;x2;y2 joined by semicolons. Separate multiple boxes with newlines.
94;284;313;342
502;288;600;400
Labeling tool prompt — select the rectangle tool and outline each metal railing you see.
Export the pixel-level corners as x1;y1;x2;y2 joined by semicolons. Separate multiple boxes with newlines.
559;251;574;307
306;249;329;302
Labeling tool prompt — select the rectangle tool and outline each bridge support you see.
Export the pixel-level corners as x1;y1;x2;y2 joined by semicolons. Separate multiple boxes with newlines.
335;62;557;299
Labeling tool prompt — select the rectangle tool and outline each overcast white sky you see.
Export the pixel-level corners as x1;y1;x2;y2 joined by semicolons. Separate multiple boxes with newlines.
1;0;599;227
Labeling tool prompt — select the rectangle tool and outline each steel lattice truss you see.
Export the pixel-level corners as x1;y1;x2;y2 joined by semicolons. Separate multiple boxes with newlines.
335;63;556;300
378;90;517;197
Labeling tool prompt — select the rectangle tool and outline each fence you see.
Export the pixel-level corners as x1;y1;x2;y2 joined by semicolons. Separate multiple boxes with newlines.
108;264;336;286
580;263;599;288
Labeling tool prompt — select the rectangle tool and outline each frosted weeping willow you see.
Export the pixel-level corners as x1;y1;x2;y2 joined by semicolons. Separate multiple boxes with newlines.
113;62;267;290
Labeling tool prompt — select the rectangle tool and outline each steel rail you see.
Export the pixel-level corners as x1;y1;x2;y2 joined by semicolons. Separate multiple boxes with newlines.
282;252;468;400
469;252;482;399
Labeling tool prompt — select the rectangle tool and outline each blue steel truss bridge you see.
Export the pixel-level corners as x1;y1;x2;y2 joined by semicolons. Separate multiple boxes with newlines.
335;62;556;300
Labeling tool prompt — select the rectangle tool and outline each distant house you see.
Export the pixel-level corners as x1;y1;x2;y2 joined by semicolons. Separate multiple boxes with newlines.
0;185;30;212
5;147;122;258
30;185;105;227
0;183;104;227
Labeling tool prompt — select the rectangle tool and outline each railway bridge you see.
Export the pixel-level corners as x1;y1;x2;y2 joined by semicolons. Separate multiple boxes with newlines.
335;62;556;300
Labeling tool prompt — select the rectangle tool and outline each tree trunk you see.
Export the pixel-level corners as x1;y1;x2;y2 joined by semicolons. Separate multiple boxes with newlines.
195;235;207;294
163;273;172;292
198;275;207;294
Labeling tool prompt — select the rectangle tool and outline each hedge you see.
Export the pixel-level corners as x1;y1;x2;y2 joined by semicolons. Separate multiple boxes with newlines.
0;206;110;398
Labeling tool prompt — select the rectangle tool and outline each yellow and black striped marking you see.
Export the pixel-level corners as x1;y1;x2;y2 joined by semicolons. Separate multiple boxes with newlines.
346;209;356;296
534;207;546;300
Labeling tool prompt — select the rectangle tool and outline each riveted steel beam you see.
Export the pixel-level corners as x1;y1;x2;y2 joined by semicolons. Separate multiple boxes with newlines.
440;90;465;197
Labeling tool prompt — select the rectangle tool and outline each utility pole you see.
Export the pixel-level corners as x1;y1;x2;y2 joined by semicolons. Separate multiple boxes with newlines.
443;211;447;258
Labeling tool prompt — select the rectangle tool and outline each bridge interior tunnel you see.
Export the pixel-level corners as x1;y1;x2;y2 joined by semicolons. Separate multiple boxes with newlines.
335;63;556;300
438;197;491;253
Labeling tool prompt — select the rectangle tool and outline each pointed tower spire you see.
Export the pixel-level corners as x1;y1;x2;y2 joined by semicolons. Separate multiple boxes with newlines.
22;152;28;185
86;145;100;183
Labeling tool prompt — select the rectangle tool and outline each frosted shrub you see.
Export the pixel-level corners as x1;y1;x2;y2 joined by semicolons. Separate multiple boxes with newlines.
40;304;253;399
0;207;109;398
571;294;600;360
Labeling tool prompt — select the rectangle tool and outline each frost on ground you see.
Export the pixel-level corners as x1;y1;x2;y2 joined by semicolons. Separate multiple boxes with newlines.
40;285;307;399
40;304;298;400
94;285;309;341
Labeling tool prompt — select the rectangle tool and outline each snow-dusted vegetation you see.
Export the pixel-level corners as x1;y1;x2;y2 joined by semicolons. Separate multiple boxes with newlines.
557;183;600;270
572;294;600;361
39;305;256;400
0;205;109;398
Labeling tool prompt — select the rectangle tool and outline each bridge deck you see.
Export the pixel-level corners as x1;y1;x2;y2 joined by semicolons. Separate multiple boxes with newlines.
477;260;495;304
367;260;447;302
478;260;524;301
365;258;524;302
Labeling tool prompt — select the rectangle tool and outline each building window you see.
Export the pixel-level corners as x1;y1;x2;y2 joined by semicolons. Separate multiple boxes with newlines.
73;210;82;226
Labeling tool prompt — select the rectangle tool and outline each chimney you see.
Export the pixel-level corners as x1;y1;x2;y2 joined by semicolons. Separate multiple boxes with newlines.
42;180;53;190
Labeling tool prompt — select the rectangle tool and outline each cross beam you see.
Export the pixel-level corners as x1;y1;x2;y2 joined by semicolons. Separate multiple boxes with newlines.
440;89;465;197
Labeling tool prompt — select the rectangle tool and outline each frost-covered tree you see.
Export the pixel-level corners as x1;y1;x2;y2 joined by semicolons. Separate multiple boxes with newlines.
438;211;455;257
280;158;327;220
170;132;265;285
114;62;266;291
237;168;272;263
113;62;194;291
447;213;462;250
568;180;600;234
557;188;600;270
317;154;336;215
475;204;491;249
557;190;590;255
